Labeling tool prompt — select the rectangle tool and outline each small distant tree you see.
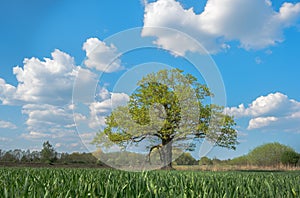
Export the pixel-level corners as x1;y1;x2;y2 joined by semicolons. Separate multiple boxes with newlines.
175;152;198;165
281;150;300;167
212;157;223;165
41;141;56;164
0;151;17;162
229;155;249;166
199;156;213;165
30;150;41;162
12;149;23;162
58;152;70;164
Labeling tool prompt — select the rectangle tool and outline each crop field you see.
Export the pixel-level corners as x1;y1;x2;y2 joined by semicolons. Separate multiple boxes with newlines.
0;168;299;197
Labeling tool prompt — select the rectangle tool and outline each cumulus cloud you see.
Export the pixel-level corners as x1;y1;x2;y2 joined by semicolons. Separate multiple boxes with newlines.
89;90;130;129
72;67;99;104
20;103;88;152
78;132;97;147
12;49;77;105
248;116;278;130
0;49;82;106
21;104;85;139
0;78;17;105
0;120;17;129
83;38;124;72
226;92;300;132
225;92;299;118
0;37;130;151
142;0;300;55
0;49;93;148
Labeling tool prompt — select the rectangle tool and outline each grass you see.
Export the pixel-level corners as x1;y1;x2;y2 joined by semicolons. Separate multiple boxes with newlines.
0;167;299;197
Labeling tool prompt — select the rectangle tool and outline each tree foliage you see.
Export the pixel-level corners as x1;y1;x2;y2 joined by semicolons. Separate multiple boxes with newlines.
247;142;295;166
41;141;57;164
199;156;213;165
228;155;249;166
93;69;238;169
281;150;300;167
175;153;198;165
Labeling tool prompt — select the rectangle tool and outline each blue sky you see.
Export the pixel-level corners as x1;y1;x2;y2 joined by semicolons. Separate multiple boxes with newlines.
0;0;300;160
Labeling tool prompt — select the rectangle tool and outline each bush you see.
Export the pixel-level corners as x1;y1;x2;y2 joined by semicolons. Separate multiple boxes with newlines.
229;155;249;166
247;142;295;166
281;150;300;166
175;153;198;165
199;157;213;165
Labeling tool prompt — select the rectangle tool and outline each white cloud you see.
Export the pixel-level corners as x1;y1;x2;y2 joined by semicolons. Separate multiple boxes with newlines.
83;38;124;72
79;132;96;146
248;116;278;130
0;46;110;152
0;120;17;129
142;0;300;55
5;49;78;106
97;86;110;100
21;104;78;138
0;78;17;105
72;67;99;104
225;92;299;118
89;92;129;129
20;103;86;140
21;131;51;139
0;49;93;147
79;132;96;140
0;47;98;135
226;92;300;132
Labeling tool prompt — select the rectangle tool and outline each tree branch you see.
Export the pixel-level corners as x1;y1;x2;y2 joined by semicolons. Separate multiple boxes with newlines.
147;144;162;164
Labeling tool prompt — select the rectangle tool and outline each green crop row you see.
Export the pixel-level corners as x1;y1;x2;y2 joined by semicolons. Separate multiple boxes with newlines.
0;168;299;197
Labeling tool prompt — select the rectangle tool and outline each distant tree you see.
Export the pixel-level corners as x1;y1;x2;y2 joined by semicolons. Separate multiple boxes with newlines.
281;150;300;167
211;157;222;165
248;142;295;166
30;150;41;162
0;150;17;162
12;149;23;162
67;152;84;164
82;153;97;164
64;152;97;164
58;152;70;164
41;141;56;164
92;149;106;165
0;149;3;161
199;156;213;165
229;155;249;166
175;152;198;165
19;149;31;163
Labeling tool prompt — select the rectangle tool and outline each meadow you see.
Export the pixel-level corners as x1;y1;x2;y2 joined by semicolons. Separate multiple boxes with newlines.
0;167;299;197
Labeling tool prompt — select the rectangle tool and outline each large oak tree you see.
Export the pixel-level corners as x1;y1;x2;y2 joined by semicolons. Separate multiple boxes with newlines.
93;69;237;169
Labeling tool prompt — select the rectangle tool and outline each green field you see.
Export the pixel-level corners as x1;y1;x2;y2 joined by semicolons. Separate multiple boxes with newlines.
0;168;299;197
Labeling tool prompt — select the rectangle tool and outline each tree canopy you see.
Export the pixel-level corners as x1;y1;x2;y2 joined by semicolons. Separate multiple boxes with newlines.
281;150;300;167
247;142;296;166
93;69;237;169
199;156;213;166
175;153;198;165
41;141;56;164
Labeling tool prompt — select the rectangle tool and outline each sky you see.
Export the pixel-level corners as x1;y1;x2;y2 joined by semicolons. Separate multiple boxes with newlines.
0;0;300;160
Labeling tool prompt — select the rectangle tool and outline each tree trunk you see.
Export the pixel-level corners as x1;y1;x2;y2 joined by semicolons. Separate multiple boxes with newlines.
161;138;173;170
